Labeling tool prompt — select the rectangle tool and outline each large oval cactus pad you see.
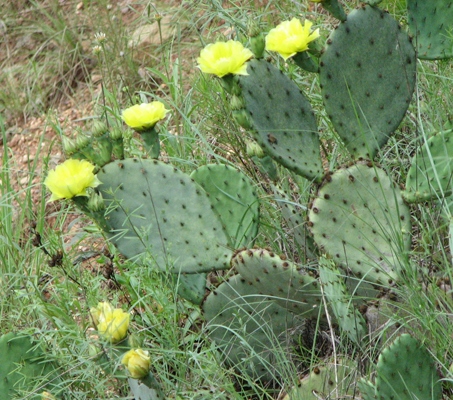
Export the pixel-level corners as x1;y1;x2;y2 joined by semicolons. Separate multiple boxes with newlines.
239;59;323;182
202;274;301;381
319;5;416;159
97;159;232;273
190;164;259;249
407;0;453;60
232;248;323;319
359;334;441;400
308;163;411;285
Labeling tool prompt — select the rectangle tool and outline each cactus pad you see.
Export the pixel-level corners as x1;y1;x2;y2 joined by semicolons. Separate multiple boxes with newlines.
232;248;323;319
202;274;301;381
273;185;317;260
97;159;232;273
319;5;416;159
175;272;207;306
283;358;358;399
0;332;58;398
308;163;411;285
190;164;259;248
318;256;367;345
359;334;441;400
239;59;323;182
407;0;453;60
403;130;453;203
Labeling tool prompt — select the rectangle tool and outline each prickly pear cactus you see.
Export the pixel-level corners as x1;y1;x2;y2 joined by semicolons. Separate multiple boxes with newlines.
190;164;259;248
283;358;358;400
319;5;416;159
359;334;442;400
403;130;453;203
173;272;207;306
0;332;58;399
407;0;453;60
239;59;323;182
202;273;302;381
128;374;165;400
273;184;317;260
314;0;347;21
308;163;411;285
97;158;232;273
318;256;367;345
232;248;323;319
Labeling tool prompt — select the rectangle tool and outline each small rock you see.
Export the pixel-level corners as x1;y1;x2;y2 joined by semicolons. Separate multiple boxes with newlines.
128;15;174;48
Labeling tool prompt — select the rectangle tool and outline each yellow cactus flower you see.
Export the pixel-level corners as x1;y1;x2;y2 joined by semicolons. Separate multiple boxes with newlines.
41;392;56;400
44;159;101;202
197;40;254;78
122;102;169;131
93;301;130;343
122;348;151;379
265;18;320;60
90;301;113;328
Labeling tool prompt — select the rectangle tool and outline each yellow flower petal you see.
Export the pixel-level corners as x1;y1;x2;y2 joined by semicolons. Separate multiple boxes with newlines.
97;306;130;343
122;348;151;379
265;18;320;60
44;159;101;202
197;40;254;78
122;102;169;130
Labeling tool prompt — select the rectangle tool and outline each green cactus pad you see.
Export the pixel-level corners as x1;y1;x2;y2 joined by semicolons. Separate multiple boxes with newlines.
319;5;416;159
316;0;347;21
175;272;207;306
407;0;453;60
97;158;232;273
190;164;259;248
283;358;358;400
202;274;301;381
308;163;411;285
0;332;58;399
273;185;317;260
403;130;453;203
232;248;323;319
359;334;442;400
239;59;323;182
318;256;367;345
128;374;165;400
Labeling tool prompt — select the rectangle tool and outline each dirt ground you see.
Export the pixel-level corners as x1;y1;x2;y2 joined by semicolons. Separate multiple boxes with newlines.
1;0;189;209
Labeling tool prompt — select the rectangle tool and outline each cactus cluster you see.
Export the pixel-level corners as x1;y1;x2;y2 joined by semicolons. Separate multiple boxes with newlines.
48;0;453;395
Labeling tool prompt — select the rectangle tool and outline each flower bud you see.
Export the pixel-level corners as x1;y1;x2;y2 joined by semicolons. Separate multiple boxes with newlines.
75;133;90;151
92;121;108;137
246;140;265;158
122;349;151;379
232;110;252;130
62;136;77;156
109;126;123;141
230;95;245;111
87;192;105;212
41;392;56;400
